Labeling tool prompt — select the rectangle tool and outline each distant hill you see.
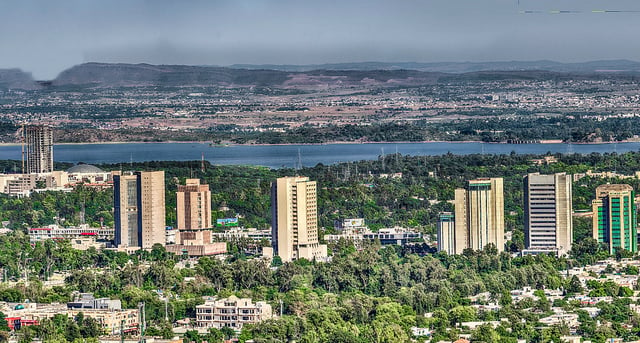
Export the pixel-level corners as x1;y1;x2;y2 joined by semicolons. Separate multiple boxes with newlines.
229;59;640;73
0;69;39;90
51;62;445;88
43;61;640;89
53;63;290;87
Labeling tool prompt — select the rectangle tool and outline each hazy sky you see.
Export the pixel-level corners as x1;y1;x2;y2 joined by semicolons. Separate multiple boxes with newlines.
1;0;639;79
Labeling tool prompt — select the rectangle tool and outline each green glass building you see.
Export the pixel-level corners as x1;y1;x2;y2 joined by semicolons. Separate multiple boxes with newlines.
592;184;637;254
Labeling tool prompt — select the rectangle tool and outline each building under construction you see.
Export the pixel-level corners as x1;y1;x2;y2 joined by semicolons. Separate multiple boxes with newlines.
25;125;53;174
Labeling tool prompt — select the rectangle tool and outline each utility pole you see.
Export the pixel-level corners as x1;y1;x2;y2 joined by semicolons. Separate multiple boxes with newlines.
201;152;205;173
138;301;146;340
164;298;168;322
395;145;399;170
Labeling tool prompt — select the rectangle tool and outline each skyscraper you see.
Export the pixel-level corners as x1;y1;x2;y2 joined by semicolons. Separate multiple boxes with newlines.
176;179;211;231
452;178;504;254
113;171;166;249
271;176;327;262
25;125;53;174
592;184;637;254
437;212;456;254
523;173;573;256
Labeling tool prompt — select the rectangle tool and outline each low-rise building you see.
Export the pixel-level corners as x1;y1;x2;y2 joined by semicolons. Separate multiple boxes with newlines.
67;293;121;310
538;312;579;328
2;299;138;335
325;226;422;247
66;164;111;186
165;242;227;257
195;296;273;331
29;224;114;249
210;228;272;242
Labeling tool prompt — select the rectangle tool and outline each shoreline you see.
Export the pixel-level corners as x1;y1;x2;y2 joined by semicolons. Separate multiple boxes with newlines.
0;140;640;148
0;140;635;147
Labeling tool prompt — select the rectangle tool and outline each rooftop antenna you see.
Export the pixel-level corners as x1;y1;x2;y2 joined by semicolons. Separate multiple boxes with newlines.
201;152;205;173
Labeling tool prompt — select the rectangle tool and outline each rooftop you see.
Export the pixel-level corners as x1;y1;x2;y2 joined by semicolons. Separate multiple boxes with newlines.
67;164;105;174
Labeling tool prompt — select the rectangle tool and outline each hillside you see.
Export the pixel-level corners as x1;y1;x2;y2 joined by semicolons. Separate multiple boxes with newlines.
0;68;39;89
229;59;640;73
46;62;640;89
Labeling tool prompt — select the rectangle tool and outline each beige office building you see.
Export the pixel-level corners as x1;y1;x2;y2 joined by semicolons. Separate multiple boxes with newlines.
25;125;54;174
271;176;327;262
177;179;211;230
523;173;573;256
114;171;166;249
453;178;504;254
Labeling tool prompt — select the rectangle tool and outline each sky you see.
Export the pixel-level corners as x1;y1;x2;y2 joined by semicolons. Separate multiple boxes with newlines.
1;0;639;79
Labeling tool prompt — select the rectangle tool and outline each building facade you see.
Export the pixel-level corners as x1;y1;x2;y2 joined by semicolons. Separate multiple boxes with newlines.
195;296;273;331
25;125;54;174
271;176;327;262
523;173;573;256
176;179;211;231
29;224;114;250
113;171;166;249
453;178;505;254
3;300;138;335
325;226;422;247
437;212;456;254
592;184;637;254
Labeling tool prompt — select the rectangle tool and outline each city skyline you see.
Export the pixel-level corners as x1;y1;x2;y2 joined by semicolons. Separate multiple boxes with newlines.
1;0;640;79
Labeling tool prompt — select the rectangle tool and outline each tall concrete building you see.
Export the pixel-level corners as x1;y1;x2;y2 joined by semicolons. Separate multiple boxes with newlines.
176;179;211;231
453;178;505;254
271;176;327;262
592;184;637;254
113;171;166;249
25;125;53;174
437;212;456;254
523;173;573;256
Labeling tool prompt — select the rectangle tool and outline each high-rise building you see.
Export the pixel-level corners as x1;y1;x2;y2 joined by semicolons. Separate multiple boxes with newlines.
452;178;504;254
523;173;573;256
25;125;53;174
437;212;456;254
271;176;327;262
592;184;637;254
113;171;166;249
176;179;211;231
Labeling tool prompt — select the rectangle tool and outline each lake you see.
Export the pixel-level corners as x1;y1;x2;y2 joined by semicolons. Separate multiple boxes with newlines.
0;142;637;169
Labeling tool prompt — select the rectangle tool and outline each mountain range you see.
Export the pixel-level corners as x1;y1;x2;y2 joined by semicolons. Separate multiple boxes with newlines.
1;60;640;89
